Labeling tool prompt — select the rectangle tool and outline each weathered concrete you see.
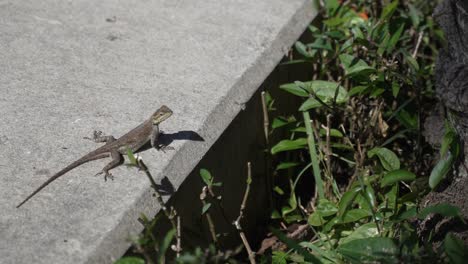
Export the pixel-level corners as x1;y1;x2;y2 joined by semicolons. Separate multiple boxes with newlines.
0;0;317;263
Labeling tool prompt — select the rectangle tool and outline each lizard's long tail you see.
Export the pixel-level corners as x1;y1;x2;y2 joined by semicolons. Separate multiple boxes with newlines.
16;153;109;208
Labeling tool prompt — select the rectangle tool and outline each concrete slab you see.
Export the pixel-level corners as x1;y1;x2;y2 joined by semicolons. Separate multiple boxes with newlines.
0;0;317;263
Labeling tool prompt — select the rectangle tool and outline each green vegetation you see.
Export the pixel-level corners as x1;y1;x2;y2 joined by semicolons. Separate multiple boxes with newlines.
116;1;467;263
265;0;466;263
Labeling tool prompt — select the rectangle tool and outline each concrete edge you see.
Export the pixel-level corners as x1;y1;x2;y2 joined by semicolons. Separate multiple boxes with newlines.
85;1;318;262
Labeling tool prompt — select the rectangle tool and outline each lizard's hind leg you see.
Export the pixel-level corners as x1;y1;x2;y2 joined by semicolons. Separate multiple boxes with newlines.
84;130;116;143
95;150;123;181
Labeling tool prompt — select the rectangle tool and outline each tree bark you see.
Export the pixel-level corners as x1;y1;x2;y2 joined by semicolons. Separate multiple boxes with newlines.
422;0;468;245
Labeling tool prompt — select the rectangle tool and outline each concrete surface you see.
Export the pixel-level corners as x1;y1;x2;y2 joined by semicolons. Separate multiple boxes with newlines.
0;0;317;263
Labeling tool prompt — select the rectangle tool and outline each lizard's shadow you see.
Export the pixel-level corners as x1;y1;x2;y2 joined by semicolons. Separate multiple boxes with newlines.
152;176;175;195
136;130;204;153
135;130;204;196
158;130;204;147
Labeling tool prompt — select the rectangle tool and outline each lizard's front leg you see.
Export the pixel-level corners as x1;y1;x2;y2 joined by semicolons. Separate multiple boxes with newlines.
95;150;123;181
150;125;160;148
84;130;116;144
151;126;174;152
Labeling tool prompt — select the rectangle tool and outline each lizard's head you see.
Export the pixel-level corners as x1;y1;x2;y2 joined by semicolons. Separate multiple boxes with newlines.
152;105;173;125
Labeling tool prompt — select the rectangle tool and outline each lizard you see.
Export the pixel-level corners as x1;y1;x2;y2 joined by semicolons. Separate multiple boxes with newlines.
16;105;173;208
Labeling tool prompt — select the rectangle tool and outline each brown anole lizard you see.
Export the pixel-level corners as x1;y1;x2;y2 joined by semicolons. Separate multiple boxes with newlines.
16;105;173;208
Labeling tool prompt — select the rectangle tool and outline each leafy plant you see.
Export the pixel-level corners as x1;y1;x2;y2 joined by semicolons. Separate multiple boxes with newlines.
265;0;465;262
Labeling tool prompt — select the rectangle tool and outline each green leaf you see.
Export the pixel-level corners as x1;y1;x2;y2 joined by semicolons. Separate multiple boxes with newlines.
381;169;416;187
341;209;370;224
386;184;398;211
338;187;361;218
288;191;298;212
398;206;417;220
396;109;418;130
381;0;399;21
304;111;324;200
199;169;213;186
271;138;307;154
276;162;300;170
280;83;309;97
298;80;348;111
405;55;420;71
272;251;288;264
368;147;400;171
114;257;145;264
434;124;461;190
281;189;298;217
319;128;343;138
339;54;375;77
370;87;385;98
126;149;137;165
428;152;454;189
308;211;326;226
340;38;354;52
444;233;468;264
364;184;376;208
386;23;405;53
299;98;322;110
348;85;368;96
323;217;340;232
325;30;344;39
271;228;322;264
391;81;400;98
291;126;306;133
308;25;319;33
309;38;333;51
157;229;176;264
201;203;212;215
273;186;284;195
271;209;281;219
295;41;316;58
330;143;353;150
339;223;380;244
272;116;296;129
351;26;365;40
408;4;421;28
418;203;461;219
317;198;338;217
324;16;346;27
284;214;303;223
300;241;337;262
338;237;398;264
323;0;339;14
440;127;456;157
377;33;390;56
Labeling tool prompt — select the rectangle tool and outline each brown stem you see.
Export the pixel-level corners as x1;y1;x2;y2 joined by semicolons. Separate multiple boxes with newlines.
233;162;256;264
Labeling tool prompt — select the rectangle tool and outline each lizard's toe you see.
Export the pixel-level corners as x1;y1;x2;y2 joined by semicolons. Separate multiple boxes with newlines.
84;131;103;141
94;130;103;136
104;172;114;181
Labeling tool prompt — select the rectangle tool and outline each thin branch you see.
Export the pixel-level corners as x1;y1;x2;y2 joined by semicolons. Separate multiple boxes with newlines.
136;158;176;229
200;186;218;244
176;216;182;257
412;31;424;58
233;162;256;264
135;243;154;264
